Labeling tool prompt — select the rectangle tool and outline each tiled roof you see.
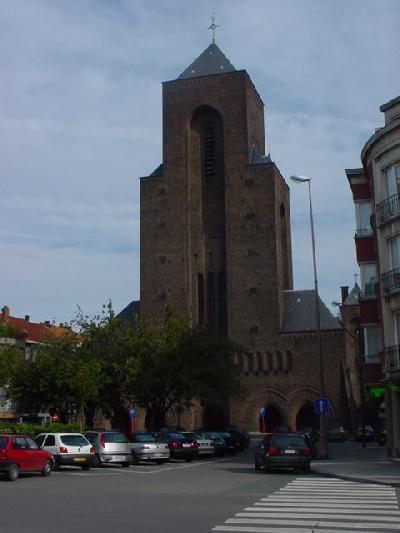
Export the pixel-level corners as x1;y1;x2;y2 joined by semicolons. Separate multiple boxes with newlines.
281;290;341;333
117;300;140;326
178;43;236;80
4;317;67;343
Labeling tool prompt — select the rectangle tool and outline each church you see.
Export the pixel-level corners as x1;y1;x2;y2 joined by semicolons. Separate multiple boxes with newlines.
133;34;359;432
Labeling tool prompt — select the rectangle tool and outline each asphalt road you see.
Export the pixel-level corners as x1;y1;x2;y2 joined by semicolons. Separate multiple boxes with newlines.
0;449;294;533
1;448;399;533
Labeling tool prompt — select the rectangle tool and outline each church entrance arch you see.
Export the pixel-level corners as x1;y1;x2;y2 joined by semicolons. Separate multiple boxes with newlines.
296;402;318;431
261;404;284;432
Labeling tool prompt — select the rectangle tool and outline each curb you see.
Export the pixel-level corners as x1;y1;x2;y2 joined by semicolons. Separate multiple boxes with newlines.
311;467;400;488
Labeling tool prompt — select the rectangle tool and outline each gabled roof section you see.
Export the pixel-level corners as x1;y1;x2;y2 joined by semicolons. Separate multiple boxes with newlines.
281;290;341;333
178;43;236;80
117;300;140;326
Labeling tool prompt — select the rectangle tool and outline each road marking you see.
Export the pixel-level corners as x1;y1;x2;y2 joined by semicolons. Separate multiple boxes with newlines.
211;477;400;532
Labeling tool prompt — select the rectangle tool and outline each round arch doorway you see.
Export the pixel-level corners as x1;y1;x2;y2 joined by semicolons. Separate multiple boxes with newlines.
260;404;284;432
296;402;318;431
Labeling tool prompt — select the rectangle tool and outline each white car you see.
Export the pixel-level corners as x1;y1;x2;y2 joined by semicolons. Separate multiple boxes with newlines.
182;432;215;456
35;432;94;470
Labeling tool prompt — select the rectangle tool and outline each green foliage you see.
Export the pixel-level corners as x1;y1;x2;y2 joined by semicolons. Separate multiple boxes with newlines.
0;422;80;438
0;320;25;340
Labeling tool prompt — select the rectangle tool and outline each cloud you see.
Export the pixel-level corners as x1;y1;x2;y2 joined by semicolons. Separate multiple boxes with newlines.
0;0;398;323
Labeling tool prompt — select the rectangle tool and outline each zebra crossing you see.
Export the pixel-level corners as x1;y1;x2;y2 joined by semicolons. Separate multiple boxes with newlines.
212;477;400;532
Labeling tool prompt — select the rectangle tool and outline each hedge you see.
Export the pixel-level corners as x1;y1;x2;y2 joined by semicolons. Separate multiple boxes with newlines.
0;422;81;438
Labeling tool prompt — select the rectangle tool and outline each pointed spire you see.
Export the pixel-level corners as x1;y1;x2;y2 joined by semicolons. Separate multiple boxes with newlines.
178;43;236;80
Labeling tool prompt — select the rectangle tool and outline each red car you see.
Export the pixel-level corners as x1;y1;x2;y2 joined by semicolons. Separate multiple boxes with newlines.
0;434;54;481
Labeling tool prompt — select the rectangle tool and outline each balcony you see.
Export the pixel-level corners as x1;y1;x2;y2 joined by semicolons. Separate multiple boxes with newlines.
385;345;400;372
355;228;373;238
381;268;400;295
376;193;400;226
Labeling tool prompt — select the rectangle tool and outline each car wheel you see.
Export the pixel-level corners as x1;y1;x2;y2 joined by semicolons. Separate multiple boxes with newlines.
81;464;90;471
92;454;102;468
53;461;60;472
41;461;52;477
6;464;19;482
185;457;193;463
132;454;139;465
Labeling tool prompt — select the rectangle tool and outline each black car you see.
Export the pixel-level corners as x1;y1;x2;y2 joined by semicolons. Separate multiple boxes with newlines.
203;432;228;456
214;431;237;454
226;427;250;450
255;432;312;473
153;432;198;462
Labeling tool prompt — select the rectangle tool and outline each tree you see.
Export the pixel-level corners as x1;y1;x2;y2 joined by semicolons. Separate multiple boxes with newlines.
126;307;241;430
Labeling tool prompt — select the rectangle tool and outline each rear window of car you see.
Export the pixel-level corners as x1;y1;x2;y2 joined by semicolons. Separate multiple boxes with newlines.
133;434;155;443
0;436;8;449
182;432;196;439
272;435;305;447
60;434;89;446
103;432;128;443
168;432;183;439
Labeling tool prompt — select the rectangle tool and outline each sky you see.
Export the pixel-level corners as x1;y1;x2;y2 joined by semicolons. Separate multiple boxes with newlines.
1;0;399;325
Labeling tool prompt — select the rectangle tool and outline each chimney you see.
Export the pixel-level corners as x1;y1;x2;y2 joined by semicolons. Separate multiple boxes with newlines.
1;306;10;321
44;320;51;326
25;315;30;322
340;286;349;303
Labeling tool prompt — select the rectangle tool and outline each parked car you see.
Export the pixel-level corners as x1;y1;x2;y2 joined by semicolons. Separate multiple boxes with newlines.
153;432;198;462
181;432;215;456
354;425;375;442
203;431;228;456
35;432;93;470
254;432;312;473
84;431;132;467
327;426;349;442
0;434;54;481
226;427;250;449
296;431;317;458
213;431;237;454
129;432;170;464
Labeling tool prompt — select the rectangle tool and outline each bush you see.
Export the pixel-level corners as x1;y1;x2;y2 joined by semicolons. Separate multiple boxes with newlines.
0;422;81;437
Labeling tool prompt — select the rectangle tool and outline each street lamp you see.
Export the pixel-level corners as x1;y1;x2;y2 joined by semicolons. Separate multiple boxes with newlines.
290;175;329;460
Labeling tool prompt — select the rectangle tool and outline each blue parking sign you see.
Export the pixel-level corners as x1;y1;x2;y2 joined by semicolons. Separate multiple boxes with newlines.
129;408;136;419
314;397;329;415
259;407;266;417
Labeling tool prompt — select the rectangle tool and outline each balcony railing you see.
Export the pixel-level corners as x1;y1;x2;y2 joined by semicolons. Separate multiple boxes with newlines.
385;345;400;372
355;228;373;238
381;268;400;295
362;353;380;364
376;193;400;226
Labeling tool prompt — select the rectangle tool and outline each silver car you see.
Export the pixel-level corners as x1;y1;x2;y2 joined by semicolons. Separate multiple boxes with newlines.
182;432;215;456
84;431;132;467
130;432;170;464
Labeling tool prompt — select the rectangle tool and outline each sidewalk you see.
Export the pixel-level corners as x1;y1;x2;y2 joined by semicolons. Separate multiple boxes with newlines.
311;441;400;487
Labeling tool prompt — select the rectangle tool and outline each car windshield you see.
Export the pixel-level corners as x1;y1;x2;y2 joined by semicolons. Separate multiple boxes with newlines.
182;432;196;439
272;435;305;447
60;434;89;446
103;432;128;443
0;436;8;449
133;434;155;443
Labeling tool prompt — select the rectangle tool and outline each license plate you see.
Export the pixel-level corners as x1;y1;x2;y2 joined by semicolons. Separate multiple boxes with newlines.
74;457;86;462
182;443;191;447
153;453;164;458
284;449;296;454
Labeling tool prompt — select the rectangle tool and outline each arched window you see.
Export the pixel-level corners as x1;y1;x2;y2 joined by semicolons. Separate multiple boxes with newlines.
276;351;283;371
208;272;215;330
267;351;274;371
197;273;204;324
256;352;263;372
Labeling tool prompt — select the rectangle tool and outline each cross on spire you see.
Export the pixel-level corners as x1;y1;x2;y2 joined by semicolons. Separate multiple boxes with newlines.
208;13;219;44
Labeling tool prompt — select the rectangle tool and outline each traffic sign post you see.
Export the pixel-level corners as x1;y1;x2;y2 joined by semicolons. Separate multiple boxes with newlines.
129;408;137;433
260;407;266;433
314;397;329;416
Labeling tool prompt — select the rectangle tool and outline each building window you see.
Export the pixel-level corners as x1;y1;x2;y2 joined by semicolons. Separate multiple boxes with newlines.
385;163;400;197
276;351;283;371
248;287;257;295
354;201;372;237
256;352;263;372
204;126;215;178
159;292;167;302
159;255;167;264
267;351;273;371
245;178;254;186
159;220;166;229
360;263;376;297
286;351;293;371
246;212;255;220
389;235;400;270
247;249;256;256
394;312;400;346
363;325;382;363
249;325;258;334
248;353;254;373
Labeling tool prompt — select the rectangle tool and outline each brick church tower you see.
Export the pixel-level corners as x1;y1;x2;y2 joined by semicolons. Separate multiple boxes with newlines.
139;41;356;431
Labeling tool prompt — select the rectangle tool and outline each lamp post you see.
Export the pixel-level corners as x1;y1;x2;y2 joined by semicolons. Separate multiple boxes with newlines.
290;175;329;459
